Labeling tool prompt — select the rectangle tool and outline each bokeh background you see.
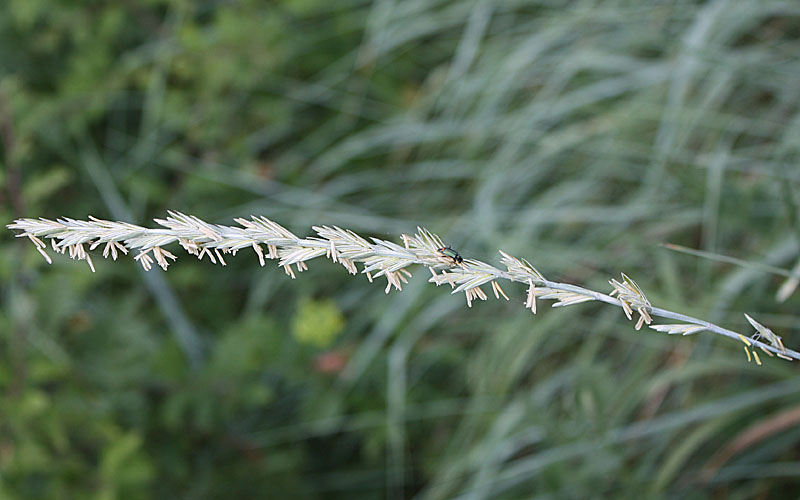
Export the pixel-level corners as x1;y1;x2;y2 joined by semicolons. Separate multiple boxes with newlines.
2;0;800;498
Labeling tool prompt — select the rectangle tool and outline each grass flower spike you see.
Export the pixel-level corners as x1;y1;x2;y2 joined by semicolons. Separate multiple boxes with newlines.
8;212;798;363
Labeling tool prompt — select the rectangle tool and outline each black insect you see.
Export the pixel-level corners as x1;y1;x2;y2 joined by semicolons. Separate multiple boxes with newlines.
437;245;463;265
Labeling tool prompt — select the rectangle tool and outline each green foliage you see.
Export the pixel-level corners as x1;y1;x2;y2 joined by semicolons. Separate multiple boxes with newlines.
292;298;345;348
2;0;800;498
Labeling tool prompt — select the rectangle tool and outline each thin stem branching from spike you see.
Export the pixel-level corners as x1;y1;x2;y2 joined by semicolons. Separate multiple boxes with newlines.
7;213;799;362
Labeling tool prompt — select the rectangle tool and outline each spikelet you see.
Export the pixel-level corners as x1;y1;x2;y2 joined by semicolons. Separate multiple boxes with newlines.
609;273;652;330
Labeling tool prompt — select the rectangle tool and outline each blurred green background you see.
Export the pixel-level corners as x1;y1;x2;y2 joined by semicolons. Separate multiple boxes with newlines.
2;0;800;498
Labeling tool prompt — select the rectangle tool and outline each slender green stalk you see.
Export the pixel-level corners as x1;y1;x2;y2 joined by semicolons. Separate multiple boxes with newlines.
7;211;797;363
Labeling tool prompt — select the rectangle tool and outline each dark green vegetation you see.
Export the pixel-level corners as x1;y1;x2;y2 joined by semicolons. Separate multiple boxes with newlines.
2;1;800;498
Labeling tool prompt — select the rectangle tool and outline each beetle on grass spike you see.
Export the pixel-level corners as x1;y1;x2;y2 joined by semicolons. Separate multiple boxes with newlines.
437;245;463;265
